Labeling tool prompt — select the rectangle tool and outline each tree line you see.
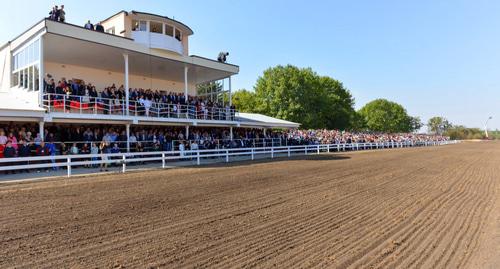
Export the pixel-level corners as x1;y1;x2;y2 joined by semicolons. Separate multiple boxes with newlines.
227;64;422;132
427;116;498;140
199;64;491;138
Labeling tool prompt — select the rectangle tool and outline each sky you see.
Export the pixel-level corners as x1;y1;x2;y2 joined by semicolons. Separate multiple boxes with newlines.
1;0;499;129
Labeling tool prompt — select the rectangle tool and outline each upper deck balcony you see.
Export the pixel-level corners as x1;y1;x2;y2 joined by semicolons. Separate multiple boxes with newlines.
131;30;184;55
101;11;192;56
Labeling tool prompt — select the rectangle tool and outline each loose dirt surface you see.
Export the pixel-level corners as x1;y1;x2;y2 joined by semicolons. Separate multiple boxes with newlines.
1;142;499;268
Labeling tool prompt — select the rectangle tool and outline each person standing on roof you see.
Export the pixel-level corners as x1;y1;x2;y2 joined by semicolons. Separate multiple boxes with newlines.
59;5;66;23
84;20;94;30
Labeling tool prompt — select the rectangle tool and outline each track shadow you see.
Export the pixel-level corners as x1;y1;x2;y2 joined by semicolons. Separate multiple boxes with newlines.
186;153;351;169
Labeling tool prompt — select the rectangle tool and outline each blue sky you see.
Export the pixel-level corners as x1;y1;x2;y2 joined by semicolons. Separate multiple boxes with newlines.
1;0;499;129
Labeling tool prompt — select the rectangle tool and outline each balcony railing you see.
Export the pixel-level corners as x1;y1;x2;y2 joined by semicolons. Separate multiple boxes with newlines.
131;31;183;55
42;93;237;121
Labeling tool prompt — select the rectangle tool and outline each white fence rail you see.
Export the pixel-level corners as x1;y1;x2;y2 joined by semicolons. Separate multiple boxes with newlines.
0;140;458;178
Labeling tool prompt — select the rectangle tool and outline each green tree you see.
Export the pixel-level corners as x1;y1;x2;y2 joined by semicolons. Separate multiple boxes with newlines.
318;76;357;130
251;65;356;129
197;81;225;104
410;116;424;132
349;111;367;131
358;99;413;132
231;89;256;113
444;125;484;140
427;116;452;135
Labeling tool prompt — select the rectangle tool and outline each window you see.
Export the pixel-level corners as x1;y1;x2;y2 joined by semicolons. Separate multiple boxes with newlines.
13;54;18;70
132;20;147;31
175;28;182;41
12;72;19;87
20;69;25;88
150;21;163;34
34;40;39;61
106;27;116;35
165;25;174;37
12;37;41;91
34;65;39;91
29;43;34;64
28;66;33;91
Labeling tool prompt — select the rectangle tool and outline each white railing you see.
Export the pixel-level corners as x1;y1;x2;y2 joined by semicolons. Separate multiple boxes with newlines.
42;93;237;121
0;140;458;178
131;31;184;55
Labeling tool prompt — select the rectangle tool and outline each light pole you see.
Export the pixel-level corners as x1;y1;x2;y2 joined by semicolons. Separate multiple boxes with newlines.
484;116;492;138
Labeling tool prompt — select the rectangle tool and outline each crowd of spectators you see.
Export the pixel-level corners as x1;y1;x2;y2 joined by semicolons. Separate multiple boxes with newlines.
44;75;236;120
0;123;274;161
0;123;449;174
283;129;449;145
48;5;65;23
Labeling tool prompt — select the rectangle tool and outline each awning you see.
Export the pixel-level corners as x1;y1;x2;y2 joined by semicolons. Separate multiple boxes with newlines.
236;113;300;129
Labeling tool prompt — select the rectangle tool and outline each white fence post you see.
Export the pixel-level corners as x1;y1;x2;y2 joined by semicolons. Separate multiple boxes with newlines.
288;147;291;157
305;147;308;155
317;145;320;154
226;150;229;163
162;153;165;168
122;155;126;173
197;151;200;165
251;148;255;160
66;157;71;177
327;144;330;153
271;148;274;159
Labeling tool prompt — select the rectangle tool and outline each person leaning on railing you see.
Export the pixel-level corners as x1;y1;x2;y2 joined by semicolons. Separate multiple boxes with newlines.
3;141;17;174
36;142;51;173
99;141;110;172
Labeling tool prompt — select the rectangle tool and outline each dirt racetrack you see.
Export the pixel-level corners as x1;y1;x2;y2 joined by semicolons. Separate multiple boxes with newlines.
1;142;499;268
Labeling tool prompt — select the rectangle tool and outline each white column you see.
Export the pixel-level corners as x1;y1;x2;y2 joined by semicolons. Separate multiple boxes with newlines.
38;36;44;108
228;76;232;107
185;125;189;140
39;121;45;141
124;53;129;115
126;123;130;152
230;126;233;140
184;66;189;97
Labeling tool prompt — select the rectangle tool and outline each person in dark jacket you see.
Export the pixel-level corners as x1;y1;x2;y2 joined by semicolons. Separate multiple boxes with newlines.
18;140;32;173
36;142;50;173
95;22;104;32
4;141;17;174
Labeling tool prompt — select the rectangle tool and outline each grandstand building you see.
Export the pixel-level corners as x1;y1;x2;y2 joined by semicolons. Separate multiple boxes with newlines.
0;11;299;151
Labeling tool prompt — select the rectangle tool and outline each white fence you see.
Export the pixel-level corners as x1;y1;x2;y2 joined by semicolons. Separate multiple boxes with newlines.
0;140;458;178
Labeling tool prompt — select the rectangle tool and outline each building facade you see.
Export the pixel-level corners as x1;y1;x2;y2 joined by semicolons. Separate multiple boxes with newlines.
0;11;299;151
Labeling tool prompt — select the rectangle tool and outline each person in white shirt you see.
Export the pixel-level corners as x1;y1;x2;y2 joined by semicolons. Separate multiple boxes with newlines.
190;141;199;151
34;133;42;146
141;97;152;116
0;130;7;145
179;142;185;157
129;134;137;144
70;143;79;155
90;143;99;168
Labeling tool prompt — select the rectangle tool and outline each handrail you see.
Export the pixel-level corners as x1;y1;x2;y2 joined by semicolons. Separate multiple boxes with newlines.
0;140;459;178
42;93;238;121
